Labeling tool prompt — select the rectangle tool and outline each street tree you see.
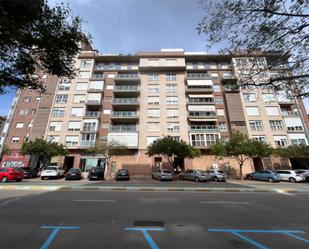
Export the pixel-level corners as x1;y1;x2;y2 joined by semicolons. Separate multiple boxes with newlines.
146;136;201;170
197;0;309;97
81;140;128;178
0;0;88;93
275;144;309;169
21;138;68;171
210;131;273;179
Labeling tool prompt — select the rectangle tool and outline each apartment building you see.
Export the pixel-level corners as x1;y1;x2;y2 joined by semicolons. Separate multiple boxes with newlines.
3;48;309;173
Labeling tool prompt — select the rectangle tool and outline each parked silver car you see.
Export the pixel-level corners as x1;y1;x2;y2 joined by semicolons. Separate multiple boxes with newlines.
205;169;227;182
152;169;173;181
179;170;210;182
294;170;309;182
275;170;305;183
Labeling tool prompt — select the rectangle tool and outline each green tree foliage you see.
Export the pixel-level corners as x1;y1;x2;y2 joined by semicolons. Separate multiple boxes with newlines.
0;0;88;93
210;131;273;179
197;0;309;97
275;144;309;158
146;136;201;168
21;138;68;169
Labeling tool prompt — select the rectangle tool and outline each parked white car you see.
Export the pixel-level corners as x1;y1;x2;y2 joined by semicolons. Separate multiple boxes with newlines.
294;170;309;182
275;170;305;183
41;166;65;180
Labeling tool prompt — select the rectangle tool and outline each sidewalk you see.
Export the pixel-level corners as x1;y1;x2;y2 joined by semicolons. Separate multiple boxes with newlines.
0;177;309;193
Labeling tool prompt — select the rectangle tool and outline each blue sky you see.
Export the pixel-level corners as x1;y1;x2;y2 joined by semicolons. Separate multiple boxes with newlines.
0;0;308;115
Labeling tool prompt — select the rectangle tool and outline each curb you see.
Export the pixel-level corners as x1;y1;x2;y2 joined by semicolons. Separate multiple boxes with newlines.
0;185;308;193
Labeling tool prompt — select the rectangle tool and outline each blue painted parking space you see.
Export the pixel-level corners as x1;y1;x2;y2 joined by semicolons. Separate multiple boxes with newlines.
208;229;309;249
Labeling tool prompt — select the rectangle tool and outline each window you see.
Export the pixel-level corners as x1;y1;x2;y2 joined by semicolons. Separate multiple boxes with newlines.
262;93;275;102
166;96;178;105
290;139;306;145
89;81;103;90
31;109;36;115
246;107;259;116
249;121;263;131
83;122;97;132
35;97;41;102
16;123;24;128
87;93;101;103
166;73;176;81
191;133;220;147
147;109;160;118
73;94;86;103
78;71;91;78
167;109;179;118
46;136;60;143
148;73;159;81
52;108;65;117
213;85;221;92
243;93;256;102
219;122;227;131
11;137;20;143
65;136;79;146
147;122;160;131
80;60;92;68
106;85;114;90
274;136;288;147
148;86;159;93
235;58;247;67
19;109;28;115
55;94;68;104
49;121;62;131
71;108;84;116
68;121;81;131
287;126;303;132
148;96;159;105
210;73;219;80
58;82;70;91
269;120;284;131
217;109;225;117
167;122;179;132
214;96;223;104
266;107;280;116
76;82;88;91
252;136;266;142
146;136;159;146
166;84;177;93
99;135;107;143
24;97;31;103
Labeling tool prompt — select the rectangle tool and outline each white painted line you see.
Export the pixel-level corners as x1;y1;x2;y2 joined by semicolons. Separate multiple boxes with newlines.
73;199;116;202
275;189;295;196
201;201;250;205
0;197;21;207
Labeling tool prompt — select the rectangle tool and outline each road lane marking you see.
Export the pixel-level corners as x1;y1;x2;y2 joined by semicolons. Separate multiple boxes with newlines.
73;199;116;202
125;227;165;249
0;197;21;207
275;189;295;196
40;225;79;249
201;201;250;204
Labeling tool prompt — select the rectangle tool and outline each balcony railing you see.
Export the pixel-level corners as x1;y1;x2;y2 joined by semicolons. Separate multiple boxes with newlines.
65;141;78;147
80;140;96;147
188;111;217;118
221;73;237;81
224;84;240;92
282;111;299;117
114;85;139;91
110;125;138;132
85;111;100;118
189;125;219;132
91;74;103;79
115;73;139;80
82;127;97;132
112;98;139;104
110;111;139;118
86;100;101;105
186;86;213;92
188;98;214;104
186;73;209;80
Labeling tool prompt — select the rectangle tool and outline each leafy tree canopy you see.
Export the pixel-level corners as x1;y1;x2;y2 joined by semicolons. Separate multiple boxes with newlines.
275;144;309;158
210;131;273;178
198;0;309;97
146;136;201;167
0;0;88;93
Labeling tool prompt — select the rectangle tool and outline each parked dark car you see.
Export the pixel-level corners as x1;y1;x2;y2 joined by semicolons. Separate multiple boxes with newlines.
65;168;82;181
88;167;105;181
20;167;33;179
116;169;130;181
246;170;281;183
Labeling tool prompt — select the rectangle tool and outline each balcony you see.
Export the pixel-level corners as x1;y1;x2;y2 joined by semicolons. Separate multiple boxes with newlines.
221;73;237;82
110;111;139;119
82;127;97;133
112;98;139;105
114;73;140;81
191;141;219;148
114;85;139;92
189;125;219;132
88;87;103;93
187;98;214;105
80;140;96;148
110;125;138;132
95;65;139;71
91;74;104;79
188;111;217;119
84;111;100;118
186;85;213;93
86;100;101;106
282;111;299;117
186;73;209;80
224;84;240;92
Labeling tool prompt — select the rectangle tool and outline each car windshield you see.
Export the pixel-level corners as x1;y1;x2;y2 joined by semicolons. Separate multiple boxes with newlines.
217;170;224;174
162;170;172;174
46;167;57;171
91;167;103;173
69;169;79;173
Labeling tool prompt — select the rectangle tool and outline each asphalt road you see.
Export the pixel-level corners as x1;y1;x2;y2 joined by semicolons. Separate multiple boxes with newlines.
0;190;308;249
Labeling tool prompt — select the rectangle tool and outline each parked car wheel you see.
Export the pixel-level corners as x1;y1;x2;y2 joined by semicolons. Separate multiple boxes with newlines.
16;179;22;182
214;176;219;182
195;177;199;182
179;175;183;180
289;177;296;183
247;175;253;180
1;177;8;183
41;177;45;180
268;177;274;183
